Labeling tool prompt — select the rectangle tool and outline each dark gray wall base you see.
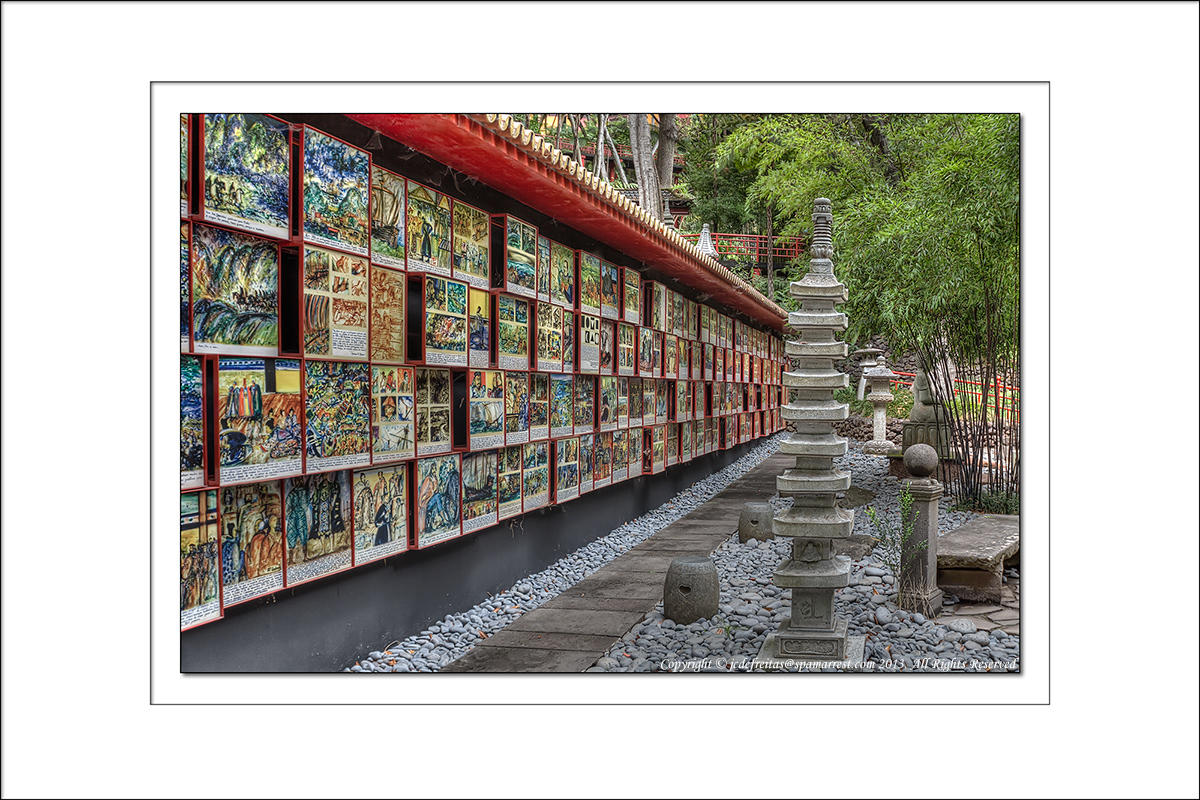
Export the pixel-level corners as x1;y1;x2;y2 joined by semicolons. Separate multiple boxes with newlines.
181;440;760;672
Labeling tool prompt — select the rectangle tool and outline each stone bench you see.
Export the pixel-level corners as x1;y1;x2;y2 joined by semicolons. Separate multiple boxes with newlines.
937;514;1019;603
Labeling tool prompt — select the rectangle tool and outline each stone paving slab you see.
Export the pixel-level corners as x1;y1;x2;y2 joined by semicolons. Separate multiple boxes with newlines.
541;594;657;612
505;608;647;637
478;629;620;652
443;646;599;673
566;570;664;599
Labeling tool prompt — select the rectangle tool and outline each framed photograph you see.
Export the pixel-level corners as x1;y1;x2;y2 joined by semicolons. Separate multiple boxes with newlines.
218;481;284;607
303;245;368;360
550;373;574;439
406;180;452;275
549;240;576;310
304;360;370;472
370;164;407;269
598;376;618;433
498;444;523;521
415;366;453;456
578;251;602;316
535;300;563;372
452;199;491;289
504;370;531;446
600;261;619;320
522;441;550;511
283;471;353;587
579;313;601;374
422;275;469;366
302;126;369;255
467;369;505;451
217;357;302;484
191;223;279;356
528;372;550;441
414;453;462;548
180;356;205;490
462;449;499;534
201;113;290;240
504;215;538;299
369;264;406;364
573;374;596;436
352;463;410;564
553;436;579;504
180;489;222;631
496;293;531;371
623;268;641;325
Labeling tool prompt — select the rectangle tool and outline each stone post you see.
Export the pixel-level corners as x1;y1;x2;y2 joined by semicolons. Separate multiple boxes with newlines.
899;443;944;616
760;198;864;664
862;357;898;456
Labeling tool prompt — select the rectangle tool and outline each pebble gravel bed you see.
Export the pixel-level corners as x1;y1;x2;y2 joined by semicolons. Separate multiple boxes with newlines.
592;442;1020;673
346;435;786;673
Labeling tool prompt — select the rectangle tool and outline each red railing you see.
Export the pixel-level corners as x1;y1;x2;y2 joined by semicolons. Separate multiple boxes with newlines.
678;232;805;263
889;371;1021;420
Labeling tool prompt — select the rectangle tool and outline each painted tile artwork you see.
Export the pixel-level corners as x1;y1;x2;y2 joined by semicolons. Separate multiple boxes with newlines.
303;127;370;255
528;372;549;441
219;481;284;606
535;300;563;372
521;440;549;510
304;245;368;360
181;355;205;490
180;490;221;630
371;365;415;463
352;464;409;564
370;165;407;268
579;252;602;316
468;369;505;450
550;373;574;438
499;444;523;520
415;453;461;547
462;449;499;533
424;276;468;366
369;264;406;364
505;216;538;299
623;267;641;325
203;113;290;239
217;357;303;484
468;287;491;368
191;223;279;356
283;471;353;586
497;294;530;371
304;360;370;472
550;240;576;309
181;222;190;351
407;181;452;275
600;261;619;320
453;200;491;288
415;367;453;456
504;370;531;445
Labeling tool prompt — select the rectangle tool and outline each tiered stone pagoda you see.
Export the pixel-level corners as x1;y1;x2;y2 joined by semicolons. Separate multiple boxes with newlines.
760;198;863;664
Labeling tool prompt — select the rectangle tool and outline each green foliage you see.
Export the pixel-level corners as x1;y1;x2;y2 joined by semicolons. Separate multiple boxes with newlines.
833;385;914;420
712;114;1020;360
864;483;925;577
956;489;1020;515
678;114;761;235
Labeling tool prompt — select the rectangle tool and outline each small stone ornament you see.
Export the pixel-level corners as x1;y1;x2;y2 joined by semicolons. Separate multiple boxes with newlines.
738;501;775;542
663;556;720;625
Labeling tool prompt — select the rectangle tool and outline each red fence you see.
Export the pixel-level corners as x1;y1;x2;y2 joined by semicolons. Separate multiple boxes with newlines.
677;232;805;263
890;371;1021;421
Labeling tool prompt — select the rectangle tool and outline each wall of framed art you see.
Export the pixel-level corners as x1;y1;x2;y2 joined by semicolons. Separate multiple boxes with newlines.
179;112;788;656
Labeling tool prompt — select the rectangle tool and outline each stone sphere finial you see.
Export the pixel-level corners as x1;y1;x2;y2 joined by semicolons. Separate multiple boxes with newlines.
903;443;939;478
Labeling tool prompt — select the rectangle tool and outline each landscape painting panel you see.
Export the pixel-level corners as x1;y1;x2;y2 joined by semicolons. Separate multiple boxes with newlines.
191;224;279;355
203;113;290;238
370;165;406;268
453;201;491;287
303;127;370;254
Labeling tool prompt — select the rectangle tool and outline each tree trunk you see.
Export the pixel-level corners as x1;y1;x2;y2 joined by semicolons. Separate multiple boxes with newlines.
654;114;678;223
594;114;607;178
554;113;563;152
571;114;583;167
860;114;901;186
766;204;775;298
627;113;660;218
605;124;629;185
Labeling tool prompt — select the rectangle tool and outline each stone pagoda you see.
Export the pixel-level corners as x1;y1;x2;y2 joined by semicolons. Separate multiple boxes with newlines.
760;198;864;664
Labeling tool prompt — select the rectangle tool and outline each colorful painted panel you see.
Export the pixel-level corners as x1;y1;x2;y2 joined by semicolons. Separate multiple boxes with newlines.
371;365;415;463
181;355;204;490
423;275;468;366
415;367;452;456
191;223;279;356
504;216;538;299
629;377;643;427
462;449;498;533
535;301;563;372
536;235;551;302
181;222;190;351
529;372;549;441
655;379;669;424
504;371;531;446
579;313;601;374
497;294;530;371
649;425;665;473
623;268;641;325
180;490;221;630
599;319;616;375
574;375;595;436
304;245;368;359
303;127;369;255
578;433;594;494
617;322;636;376
415;453;462;547
217;357;302;484
550;241;576;309
617;376;630;429
650;282;667;331
562;310;576;372
666;423;679;467
638;326;655;375
369;264;406;364
641;379;655;427
627;426;643;478
353;464;409;564
219;481;284;606
600;261;619;320
203;113;290;239
467;287;491;368
452;200;491;288
550;373;574;439
180;114;190;217
612;430;629;482
579;252;602;316
304;360;370;472
599;376;618;433
284;471;352;586
468;369;505;450
498;444;523;520
370;165;406;268
555;436;579;503
522;441;549;511
664;333;678;378
406;181;451;275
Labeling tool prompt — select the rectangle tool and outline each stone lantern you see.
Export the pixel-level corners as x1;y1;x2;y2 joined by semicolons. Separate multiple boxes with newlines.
759;198;864;665
861;355;898;456
852;347;883;401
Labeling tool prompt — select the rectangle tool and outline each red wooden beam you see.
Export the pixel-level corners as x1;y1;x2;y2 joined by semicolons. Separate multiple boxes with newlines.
346;113;786;331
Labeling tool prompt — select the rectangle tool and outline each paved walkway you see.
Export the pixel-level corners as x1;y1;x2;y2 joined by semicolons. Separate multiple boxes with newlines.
443;452;792;672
